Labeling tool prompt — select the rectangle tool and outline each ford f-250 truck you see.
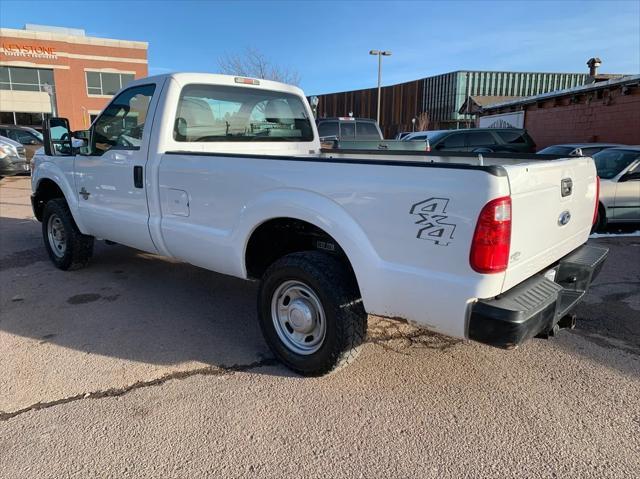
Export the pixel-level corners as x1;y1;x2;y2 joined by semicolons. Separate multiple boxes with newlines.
31;73;608;376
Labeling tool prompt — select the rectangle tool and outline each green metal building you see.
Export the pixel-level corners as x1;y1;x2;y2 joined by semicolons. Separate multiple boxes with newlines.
315;70;591;136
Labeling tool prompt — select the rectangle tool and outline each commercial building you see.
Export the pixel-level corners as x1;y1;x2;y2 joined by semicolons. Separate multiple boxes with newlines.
476;74;640;149
315;69;615;137
0;24;148;130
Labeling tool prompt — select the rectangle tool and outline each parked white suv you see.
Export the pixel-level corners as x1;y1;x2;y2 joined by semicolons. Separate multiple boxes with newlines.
31;73;607;375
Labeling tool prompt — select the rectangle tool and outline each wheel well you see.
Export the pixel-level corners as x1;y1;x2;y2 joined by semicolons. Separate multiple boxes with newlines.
33;179;65;221
245;218;358;283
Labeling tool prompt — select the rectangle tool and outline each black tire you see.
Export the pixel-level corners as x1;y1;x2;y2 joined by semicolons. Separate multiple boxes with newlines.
42;198;94;270
258;251;367;376
592;203;607;233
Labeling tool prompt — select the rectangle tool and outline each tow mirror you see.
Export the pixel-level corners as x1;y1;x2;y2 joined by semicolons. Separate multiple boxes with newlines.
43;117;73;156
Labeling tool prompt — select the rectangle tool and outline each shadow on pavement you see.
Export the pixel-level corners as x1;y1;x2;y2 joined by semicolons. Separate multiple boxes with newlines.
560;236;640;378
1;214;639;381
0;216;294;378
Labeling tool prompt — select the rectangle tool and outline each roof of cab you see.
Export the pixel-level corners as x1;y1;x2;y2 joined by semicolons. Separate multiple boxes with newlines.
127;72;305;96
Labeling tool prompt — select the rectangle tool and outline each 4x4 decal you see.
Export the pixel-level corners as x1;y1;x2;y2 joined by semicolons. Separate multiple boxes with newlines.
409;198;456;246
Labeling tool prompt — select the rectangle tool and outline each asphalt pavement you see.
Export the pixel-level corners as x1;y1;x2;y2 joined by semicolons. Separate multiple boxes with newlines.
1;176;639;478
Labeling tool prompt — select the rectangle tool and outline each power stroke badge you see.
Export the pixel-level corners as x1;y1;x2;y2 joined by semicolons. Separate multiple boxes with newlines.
409;197;456;246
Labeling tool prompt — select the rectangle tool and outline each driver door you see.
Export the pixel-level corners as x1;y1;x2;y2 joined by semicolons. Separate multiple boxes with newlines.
75;83;159;251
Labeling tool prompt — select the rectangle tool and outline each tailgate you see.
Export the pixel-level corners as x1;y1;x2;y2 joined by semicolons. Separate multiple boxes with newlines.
501;157;597;291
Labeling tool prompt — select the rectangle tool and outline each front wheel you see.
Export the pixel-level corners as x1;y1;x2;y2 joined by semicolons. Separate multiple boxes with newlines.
257;251;367;376
42;198;94;270
592;204;607;233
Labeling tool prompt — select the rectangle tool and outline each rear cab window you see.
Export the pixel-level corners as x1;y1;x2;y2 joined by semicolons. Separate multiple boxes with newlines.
317;121;338;138
174;84;314;142
355;121;382;140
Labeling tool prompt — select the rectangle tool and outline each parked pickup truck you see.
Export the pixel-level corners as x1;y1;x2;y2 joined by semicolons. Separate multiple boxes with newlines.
317;116;427;151
32;73;607;376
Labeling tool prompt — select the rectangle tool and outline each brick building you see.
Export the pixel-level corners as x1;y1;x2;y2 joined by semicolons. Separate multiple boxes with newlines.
0;24;148;130
476;75;640;149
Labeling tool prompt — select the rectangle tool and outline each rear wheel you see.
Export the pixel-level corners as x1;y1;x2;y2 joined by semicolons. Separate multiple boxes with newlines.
257;251;367;376
42;198;94;270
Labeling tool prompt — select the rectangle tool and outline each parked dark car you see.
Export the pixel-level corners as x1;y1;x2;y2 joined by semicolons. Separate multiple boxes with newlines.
537;143;622;157
403;128;536;153
0;136;29;178
316;117;383;141
0;124;44;161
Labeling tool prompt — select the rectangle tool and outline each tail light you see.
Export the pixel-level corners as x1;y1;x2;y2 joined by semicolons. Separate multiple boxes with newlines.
470;196;512;274
592;176;600;225
426;138;431;152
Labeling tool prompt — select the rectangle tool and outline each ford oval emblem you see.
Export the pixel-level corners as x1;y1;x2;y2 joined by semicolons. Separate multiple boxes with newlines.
558;211;571;226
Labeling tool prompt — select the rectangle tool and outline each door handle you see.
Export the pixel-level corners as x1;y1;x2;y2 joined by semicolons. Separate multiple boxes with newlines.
133;166;143;188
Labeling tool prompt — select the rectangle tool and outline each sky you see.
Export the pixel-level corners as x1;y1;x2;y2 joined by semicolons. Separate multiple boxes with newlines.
1;0;638;95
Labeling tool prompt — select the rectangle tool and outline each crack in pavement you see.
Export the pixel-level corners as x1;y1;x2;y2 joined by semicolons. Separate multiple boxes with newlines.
0;357;279;422
1;323;459;421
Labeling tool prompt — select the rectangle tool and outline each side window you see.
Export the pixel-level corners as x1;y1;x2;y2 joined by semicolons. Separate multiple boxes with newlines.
318;121;338;138
467;131;496;147
442;133;465;148
9;130;39;144
92;84;155;155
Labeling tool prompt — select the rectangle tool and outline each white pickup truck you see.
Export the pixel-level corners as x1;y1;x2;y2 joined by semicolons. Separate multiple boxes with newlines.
32;73;608;375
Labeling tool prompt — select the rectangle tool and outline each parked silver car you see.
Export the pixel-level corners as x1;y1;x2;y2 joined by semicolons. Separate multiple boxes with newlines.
0;136;29;178
537;143;622;157
593;146;640;231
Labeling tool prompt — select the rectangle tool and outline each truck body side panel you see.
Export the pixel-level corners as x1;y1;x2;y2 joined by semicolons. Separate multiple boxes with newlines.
156;152;509;338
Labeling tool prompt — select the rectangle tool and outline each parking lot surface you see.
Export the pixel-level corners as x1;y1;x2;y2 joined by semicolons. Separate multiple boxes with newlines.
1;176;639;478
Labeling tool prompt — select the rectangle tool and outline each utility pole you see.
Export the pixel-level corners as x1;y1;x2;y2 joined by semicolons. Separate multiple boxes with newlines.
369;50;391;125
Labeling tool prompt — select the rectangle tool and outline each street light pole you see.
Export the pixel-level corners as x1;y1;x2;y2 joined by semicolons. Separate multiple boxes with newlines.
369;50;391;125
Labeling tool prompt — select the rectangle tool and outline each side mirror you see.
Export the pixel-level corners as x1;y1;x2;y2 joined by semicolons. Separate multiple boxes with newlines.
619;171;640;182
43;117;73;156
71;129;92;155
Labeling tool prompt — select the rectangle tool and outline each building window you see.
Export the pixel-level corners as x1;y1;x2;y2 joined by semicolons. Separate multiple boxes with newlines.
86;71;135;96
0;66;55;93
0;111;46;127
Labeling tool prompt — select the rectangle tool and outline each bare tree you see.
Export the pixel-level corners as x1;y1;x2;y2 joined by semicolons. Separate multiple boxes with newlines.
417;111;430;131
218;47;301;85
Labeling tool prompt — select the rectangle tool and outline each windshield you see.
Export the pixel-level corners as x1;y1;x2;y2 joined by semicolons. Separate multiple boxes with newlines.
537;146;574;155
175;84;313;142
593;149;640;179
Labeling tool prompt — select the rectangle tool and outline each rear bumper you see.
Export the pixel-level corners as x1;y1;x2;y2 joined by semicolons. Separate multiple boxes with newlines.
468;244;608;348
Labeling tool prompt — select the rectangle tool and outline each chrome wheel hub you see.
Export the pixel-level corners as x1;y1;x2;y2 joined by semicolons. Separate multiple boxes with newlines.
47;214;67;258
271;280;326;355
